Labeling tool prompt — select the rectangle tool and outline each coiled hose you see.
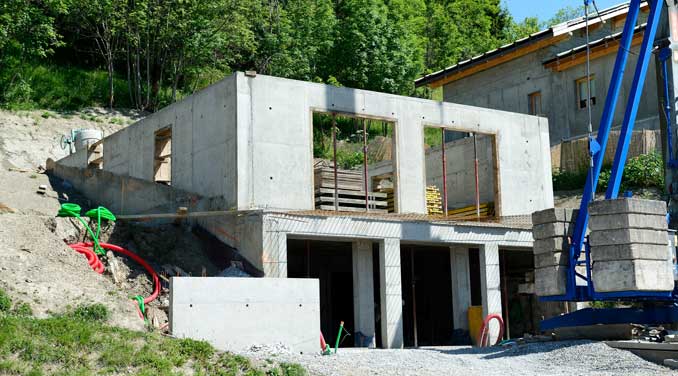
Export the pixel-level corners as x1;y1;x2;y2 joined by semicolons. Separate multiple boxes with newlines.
58;203;159;319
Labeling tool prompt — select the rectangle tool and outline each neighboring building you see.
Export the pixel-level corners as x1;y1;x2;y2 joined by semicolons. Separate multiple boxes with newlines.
415;2;666;145
52;72;555;349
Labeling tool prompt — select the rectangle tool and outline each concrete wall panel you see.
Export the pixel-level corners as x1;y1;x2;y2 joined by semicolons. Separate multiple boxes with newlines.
170;277;320;354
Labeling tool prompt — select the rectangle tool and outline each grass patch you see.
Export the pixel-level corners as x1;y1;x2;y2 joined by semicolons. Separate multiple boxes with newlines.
0;293;306;376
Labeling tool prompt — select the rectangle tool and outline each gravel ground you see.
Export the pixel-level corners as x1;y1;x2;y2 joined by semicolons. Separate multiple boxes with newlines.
242;341;677;375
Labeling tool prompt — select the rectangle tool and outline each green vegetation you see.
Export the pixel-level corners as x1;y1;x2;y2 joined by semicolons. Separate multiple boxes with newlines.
0;289;305;376
552;152;665;193
0;0;573;112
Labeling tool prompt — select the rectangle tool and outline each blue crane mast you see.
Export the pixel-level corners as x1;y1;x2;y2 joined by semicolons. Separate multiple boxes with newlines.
539;0;678;330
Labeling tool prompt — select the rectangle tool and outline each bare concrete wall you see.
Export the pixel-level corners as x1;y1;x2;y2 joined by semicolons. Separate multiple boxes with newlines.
236;73;553;216
425;135;495;209
58;75;238;209
170;277;320;354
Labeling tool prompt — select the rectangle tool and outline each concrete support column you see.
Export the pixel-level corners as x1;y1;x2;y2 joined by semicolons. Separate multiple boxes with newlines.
450;246;471;331
262;230;287;278
479;243;502;344
352;240;376;348
379;238;403;348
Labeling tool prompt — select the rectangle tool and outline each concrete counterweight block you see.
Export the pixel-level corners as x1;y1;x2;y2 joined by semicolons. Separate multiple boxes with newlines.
592;260;674;292
531;208;578;296
588;198;672;293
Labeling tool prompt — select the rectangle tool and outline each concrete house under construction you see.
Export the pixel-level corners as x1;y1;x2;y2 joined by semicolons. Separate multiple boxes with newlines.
53;72;554;349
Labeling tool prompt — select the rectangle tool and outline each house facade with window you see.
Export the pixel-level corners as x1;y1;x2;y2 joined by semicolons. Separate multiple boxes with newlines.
415;2;666;145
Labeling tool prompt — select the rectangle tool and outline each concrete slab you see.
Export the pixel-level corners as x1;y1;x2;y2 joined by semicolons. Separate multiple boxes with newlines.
170;277;320;354
534;251;568;268
532;208;578;225
588;213;667;231
535;265;567;296
591;243;671;262
592;259;674;292
533;222;571;239
533;237;568;254
589;229;668;246
589;198;666;216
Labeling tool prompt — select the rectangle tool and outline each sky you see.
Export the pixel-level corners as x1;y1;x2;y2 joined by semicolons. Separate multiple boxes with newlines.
503;0;624;23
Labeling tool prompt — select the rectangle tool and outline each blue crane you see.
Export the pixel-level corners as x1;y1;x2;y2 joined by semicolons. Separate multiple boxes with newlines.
539;0;678;330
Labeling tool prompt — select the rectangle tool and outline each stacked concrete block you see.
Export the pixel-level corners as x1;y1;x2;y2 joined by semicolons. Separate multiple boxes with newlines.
532;208;578;296
588;198;673;292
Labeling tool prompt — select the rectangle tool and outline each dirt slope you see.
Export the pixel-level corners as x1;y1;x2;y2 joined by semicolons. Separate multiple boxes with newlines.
0;108;147;330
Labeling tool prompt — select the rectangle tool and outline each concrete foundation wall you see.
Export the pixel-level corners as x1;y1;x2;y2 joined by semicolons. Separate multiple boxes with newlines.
46;159;208;215
237;73;552;216
170;277;320;354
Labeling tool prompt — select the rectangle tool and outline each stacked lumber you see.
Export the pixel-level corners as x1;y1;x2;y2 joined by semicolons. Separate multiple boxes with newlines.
380;188;395;213
426;186;443;215
447;202;494;220
314;166;388;213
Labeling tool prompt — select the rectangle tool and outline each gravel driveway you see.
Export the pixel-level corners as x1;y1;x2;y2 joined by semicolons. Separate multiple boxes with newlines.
243;340;678;375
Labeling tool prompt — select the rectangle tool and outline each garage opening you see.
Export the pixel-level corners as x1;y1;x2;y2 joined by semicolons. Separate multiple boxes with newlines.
400;245;454;347
287;239;356;347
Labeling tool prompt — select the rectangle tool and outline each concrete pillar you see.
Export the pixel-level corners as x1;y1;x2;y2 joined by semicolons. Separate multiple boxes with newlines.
479;243;502;344
379;238;403;348
352;240;376;348
262;230;287;278
450;246;471;331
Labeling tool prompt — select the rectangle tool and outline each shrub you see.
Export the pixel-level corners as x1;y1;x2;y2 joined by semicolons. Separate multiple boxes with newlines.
12;303;32;316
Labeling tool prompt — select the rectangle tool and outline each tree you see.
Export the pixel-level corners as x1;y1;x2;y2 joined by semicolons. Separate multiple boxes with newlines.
255;0;337;81
328;0;423;94
504;16;541;43
68;0;125;108
0;0;64;101
545;6;583;28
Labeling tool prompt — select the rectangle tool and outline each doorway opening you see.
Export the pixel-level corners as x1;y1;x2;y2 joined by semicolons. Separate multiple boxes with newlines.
287;239;356;347
400;244;454;347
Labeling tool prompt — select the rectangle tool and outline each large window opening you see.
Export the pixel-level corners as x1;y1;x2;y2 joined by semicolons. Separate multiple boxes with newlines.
423;127;498;219
287;239;357;347
312;112;395;213
154;126;172;185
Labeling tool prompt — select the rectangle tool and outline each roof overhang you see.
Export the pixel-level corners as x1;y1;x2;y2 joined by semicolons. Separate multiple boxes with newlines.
415;1;649;88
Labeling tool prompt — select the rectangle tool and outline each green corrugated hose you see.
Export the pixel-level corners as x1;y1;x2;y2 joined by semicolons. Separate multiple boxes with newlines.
57;203;116;255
